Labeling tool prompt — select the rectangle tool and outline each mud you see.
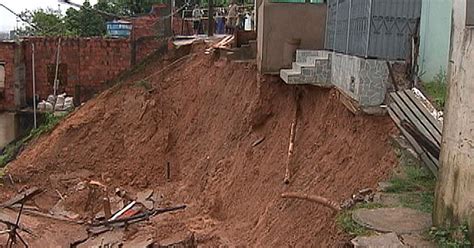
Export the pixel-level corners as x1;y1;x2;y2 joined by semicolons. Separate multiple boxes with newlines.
3;44;397;247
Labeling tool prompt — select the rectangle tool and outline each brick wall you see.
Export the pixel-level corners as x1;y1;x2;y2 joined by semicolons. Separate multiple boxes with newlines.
0;42;18;110
22;37;132;103
0;35;166;110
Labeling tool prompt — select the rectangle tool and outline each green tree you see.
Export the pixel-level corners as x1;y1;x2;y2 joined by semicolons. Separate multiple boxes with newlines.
17;8;67;36
74;1;106;36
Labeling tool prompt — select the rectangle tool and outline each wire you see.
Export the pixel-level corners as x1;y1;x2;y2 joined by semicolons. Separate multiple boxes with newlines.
0;3;39;30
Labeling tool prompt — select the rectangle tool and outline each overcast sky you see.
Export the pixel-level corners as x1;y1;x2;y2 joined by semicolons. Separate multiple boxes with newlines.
0;0;98;32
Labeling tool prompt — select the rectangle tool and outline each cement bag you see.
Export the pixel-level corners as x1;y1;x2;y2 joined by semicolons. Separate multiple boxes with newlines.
37;101;46;111
55;94;65;111
64;97;74;110
47;95;56;105
45;102;54;112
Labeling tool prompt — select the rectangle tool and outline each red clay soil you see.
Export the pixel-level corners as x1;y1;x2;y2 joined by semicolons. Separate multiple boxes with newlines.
5;45;397;247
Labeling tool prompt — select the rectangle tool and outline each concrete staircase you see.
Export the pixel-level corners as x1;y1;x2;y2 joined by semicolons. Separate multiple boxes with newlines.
280;50;332;87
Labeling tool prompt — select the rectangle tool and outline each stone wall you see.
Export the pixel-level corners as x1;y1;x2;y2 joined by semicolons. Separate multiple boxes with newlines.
331;53;391;107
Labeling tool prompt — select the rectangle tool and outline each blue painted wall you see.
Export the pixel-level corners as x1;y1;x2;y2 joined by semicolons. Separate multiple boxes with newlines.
419;0;452;82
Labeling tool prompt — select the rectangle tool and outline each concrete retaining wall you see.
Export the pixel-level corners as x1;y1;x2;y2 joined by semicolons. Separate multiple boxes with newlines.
331;53;391;107
257;1;327;74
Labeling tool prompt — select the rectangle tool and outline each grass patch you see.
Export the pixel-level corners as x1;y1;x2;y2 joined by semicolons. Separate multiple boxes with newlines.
336;203;383;236
0;112;66;168
430;224;472;248
399;191;434;213
385;147;436;213
423;70;448;110
134;80;152;90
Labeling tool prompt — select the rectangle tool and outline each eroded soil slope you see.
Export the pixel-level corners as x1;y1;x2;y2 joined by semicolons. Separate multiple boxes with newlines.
5;46;397;246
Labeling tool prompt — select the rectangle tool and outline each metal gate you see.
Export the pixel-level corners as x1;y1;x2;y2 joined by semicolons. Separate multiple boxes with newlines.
325;0;422;60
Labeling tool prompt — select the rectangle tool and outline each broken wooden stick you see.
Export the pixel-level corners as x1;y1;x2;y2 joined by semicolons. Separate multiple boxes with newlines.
0;187;42;208
281;192;341;212
139;100;150;121
284;122;297;184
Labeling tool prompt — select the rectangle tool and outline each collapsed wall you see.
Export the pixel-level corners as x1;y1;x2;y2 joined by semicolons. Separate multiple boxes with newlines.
4;45;396;246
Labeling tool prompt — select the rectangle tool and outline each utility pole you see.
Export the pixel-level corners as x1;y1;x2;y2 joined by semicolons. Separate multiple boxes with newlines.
434;0;474;241
208;0;214;36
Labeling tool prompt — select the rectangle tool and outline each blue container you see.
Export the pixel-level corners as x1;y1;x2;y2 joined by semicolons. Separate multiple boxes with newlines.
106;20;133;38
216;16;225;34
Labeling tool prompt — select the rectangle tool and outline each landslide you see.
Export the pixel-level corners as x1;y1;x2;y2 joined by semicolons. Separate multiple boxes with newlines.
5;44;397;246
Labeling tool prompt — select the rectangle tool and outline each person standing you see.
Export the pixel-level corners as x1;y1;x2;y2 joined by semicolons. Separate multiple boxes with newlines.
226;1;238;34
192;4;203;35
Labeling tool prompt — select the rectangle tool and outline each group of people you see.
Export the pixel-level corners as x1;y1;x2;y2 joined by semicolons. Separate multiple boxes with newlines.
191;1;252;35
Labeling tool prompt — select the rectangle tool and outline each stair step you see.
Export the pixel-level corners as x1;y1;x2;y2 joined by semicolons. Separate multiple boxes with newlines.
296;50;329;63
280;69;301;84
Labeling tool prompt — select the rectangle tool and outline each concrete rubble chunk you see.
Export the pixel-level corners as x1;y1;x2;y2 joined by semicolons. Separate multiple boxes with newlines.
351;233;405;248
352;207;432;234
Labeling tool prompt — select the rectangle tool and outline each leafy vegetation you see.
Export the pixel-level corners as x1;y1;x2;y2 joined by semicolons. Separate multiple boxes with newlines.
0;112;66;168
430;224;472;248
16;0;163;37
135;80;152;90
386;148;436;213
423;70;448;110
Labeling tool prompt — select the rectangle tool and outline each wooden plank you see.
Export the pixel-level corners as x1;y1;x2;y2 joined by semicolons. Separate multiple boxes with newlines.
389;107;439;174
397;91;442;145
0;187;42;208
405;90;443;132
391;92;439;147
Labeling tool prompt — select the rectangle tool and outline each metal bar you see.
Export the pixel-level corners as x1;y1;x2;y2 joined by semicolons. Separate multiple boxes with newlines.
53;38;62;97
109;201;136;221
32;43;37;129
346;0;352;53
365;0;373;57
333;0;339;51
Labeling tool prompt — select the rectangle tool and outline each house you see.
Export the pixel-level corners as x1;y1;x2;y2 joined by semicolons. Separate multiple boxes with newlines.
418;0;452;82
256;0;327;74
279;0;422;113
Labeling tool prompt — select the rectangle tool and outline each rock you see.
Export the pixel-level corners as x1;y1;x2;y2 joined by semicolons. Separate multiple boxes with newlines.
352;233;405;248
137;189;155;210
373;193;402;207
352;207;432;234
400;234;437;248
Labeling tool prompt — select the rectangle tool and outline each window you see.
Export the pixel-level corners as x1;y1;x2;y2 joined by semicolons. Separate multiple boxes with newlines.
467;0;474;26
47;64;68;87
0;63;5;88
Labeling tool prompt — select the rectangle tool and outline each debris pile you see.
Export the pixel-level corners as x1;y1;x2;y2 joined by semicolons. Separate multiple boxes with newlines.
2;43;397;246
37;93;74;112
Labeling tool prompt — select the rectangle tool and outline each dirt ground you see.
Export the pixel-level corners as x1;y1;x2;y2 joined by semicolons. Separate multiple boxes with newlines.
1;43;397;247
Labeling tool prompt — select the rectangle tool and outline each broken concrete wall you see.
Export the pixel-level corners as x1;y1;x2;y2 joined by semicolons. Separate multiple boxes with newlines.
0;42;25;110
434;0;474;235
257;1;327;74
331;53;391;107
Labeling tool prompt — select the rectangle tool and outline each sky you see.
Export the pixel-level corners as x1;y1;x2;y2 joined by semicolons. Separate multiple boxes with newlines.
0;0;98;32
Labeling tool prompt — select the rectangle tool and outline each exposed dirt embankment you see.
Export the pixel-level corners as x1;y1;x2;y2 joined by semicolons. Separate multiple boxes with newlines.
5;45;397;246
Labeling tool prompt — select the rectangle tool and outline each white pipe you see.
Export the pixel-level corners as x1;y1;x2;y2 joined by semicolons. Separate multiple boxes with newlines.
109;201;136;221
32;43;37;129
53;38;61;97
